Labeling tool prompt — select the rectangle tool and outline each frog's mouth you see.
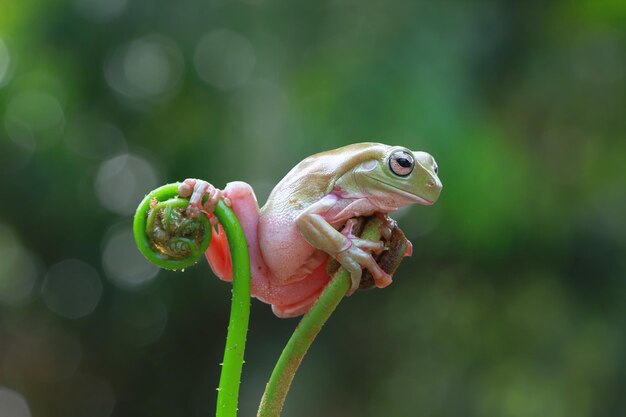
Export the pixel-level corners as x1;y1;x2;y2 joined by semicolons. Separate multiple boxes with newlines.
369;178;434;205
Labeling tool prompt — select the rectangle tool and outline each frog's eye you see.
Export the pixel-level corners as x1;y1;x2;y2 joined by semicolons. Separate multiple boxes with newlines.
389;150;414;177
434;164;439;175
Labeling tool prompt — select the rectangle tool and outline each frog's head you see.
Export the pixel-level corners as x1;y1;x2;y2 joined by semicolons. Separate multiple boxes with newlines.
353;146;442;209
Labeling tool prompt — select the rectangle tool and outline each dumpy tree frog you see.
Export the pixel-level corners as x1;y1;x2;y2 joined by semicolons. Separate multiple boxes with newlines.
178;143;442;317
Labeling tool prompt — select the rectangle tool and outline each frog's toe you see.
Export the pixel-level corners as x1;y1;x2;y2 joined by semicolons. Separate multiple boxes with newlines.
178;178;221;217
344;244;395;292
357;251;392;289
373;269;393;288
347;268;363;295
351;238;386;254
340;220;386;254
376;213;397;241
340;218;359;238
336;246;373;295
201;187;222;213
177;178;196;197
178;178;205;217
404;240;413;257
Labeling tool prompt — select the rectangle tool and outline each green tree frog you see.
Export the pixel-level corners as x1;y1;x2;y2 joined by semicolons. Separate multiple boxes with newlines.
178;143;442;317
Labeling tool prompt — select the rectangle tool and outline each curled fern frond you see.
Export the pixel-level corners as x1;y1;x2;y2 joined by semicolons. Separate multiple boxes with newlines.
133;183;212;270
134;182;251;417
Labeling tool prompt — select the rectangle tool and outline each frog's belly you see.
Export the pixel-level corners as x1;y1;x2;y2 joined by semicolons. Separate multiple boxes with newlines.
258;213;324;284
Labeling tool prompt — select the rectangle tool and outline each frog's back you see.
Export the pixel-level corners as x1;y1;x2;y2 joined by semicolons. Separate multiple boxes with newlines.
261;142;389;217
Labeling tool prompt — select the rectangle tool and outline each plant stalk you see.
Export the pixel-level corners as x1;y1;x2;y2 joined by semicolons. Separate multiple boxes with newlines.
257;217;383;417
213;200;252;417
134;184;252;417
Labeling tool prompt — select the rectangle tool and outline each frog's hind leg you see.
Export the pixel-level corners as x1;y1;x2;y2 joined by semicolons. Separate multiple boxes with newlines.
271;291;324;318
205;222;233;281
269;260;331;318
204;181;270;288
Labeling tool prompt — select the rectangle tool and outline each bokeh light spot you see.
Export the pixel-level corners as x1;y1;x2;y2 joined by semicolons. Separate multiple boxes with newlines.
125;39;174;96
3;114;37;152
94;153;159;215
6;90;65;132
3;325;82;382
194;29;256;90
42;259;103;319
229;79;289;137
0;224;40;306
104;35;184;101
4;90;65;150
0;224;20;274
0;250;39;307
0;387;31;417
116;294;168;346
61;374;116;417
64;113;128;159
102;223;159;290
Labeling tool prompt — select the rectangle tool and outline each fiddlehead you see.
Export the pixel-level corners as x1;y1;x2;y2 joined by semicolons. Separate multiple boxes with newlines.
134;183;212;270
134;182;251;417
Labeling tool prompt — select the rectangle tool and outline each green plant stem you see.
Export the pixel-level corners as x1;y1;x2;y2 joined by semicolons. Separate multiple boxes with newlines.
213;200;251;417
134;184;251;417
257;217;383;417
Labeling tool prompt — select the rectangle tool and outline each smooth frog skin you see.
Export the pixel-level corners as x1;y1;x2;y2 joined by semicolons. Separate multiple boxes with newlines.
178;143;442;318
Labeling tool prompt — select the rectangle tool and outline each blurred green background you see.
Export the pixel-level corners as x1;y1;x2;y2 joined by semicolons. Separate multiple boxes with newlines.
1;1;625;416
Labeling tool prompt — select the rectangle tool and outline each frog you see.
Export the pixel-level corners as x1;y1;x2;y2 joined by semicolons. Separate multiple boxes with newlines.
178;142;442;318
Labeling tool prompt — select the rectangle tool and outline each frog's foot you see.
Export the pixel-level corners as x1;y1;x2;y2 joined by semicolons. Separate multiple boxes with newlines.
404;240;413;257
375;213;397;241
374;214;412;256
335;240;392;296
340;219;386;254
178;178;223;218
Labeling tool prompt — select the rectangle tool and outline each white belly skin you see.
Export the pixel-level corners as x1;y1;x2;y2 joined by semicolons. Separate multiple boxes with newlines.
258;209;320;284
218;182;328;316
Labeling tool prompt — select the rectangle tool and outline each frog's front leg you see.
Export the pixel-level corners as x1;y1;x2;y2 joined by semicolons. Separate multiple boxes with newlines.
295;195;392;295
